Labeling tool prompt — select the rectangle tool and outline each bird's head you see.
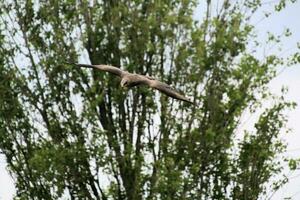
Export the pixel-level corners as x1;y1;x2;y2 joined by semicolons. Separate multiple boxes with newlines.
120;78;129;88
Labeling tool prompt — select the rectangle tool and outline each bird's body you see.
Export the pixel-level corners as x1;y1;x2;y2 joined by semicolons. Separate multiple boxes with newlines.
71;63;194;104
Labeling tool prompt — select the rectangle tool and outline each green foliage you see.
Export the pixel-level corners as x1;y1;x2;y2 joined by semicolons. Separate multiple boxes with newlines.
0;0;298;199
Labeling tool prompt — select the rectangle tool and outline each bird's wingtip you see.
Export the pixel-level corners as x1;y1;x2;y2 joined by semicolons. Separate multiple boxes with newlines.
184;98;197;106
187;99;198;106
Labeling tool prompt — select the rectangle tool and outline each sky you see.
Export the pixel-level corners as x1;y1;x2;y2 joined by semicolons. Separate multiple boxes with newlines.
0;1;300;199
253;1;300;199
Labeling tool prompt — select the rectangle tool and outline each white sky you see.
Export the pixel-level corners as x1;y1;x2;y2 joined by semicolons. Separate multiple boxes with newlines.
255;1;300;199
0;1;299;199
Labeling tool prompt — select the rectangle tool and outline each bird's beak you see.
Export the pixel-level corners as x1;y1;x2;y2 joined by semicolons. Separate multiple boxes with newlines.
120;80;127;88
120;83;125;88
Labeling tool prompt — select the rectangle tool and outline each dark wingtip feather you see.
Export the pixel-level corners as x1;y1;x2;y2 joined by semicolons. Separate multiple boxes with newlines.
187;99;197;106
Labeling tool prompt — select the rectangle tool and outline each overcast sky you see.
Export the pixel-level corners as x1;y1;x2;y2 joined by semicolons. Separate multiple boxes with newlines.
261;1;300;199
0;1;299;199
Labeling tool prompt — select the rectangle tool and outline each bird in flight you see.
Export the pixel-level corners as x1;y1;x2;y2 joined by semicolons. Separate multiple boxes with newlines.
70;63;194;104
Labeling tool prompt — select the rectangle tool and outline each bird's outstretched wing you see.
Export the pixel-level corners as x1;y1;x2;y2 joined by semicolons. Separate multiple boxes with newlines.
70;63;126;77
142;77;194;104
67;62;194;104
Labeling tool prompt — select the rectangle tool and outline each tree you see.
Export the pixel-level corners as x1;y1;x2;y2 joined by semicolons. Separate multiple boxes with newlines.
0;0;298;199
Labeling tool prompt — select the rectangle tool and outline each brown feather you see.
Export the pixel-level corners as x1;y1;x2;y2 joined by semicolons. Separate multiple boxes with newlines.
73;63;125;77
149;80;194;104
69;62;194;104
